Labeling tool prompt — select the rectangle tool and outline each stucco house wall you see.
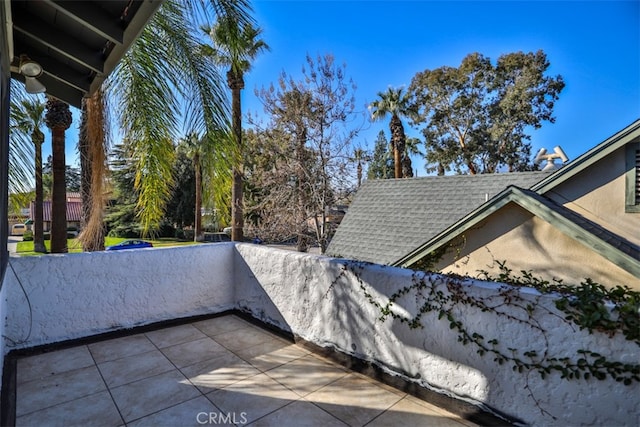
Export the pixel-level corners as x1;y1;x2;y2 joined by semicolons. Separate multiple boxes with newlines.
544;144;640;247
436;203;640;289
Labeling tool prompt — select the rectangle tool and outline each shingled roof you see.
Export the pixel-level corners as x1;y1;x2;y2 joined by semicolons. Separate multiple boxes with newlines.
326;171;551;265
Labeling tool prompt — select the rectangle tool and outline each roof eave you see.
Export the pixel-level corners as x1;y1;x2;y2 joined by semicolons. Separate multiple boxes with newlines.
88;0;162;98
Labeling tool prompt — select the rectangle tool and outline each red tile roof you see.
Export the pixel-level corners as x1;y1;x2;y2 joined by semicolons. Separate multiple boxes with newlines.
30;201;83;222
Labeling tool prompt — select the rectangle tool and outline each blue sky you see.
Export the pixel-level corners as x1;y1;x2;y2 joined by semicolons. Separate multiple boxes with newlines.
51;1;639;176
243;0;640;174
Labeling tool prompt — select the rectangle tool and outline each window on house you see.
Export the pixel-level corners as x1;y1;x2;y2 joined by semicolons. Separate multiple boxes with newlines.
625;141;640;213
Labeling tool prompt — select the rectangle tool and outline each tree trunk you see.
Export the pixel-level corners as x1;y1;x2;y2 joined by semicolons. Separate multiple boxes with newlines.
295;128;308;253
50;126;67;253
390;114;405;178
33;133;46;253
229;70;245;242
80;90;107;252
45;98;72;254
194;153;203;242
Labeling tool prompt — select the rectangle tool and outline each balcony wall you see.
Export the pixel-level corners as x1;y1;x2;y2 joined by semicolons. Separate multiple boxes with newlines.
2;244;236;350
2;243;638;426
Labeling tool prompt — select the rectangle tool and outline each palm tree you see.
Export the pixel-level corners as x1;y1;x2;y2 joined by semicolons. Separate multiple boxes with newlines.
12;95;47;252
204;16;269;242
177;133;206;242
44;97;72;253
101;0;254;239
369;87;415;179
352;147;371;188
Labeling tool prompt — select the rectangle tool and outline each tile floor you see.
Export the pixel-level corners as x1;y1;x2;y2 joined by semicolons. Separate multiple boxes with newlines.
15;315;479;426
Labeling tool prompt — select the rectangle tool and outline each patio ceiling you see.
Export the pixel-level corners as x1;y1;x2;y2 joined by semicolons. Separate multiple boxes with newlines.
6;0;163;108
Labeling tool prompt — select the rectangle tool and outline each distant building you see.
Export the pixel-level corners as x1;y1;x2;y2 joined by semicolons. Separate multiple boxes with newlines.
29;194;83;231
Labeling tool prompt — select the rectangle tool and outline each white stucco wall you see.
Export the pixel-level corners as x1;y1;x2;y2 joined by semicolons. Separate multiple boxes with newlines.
2;243;638;426
2;243;236;350
234;244;639;427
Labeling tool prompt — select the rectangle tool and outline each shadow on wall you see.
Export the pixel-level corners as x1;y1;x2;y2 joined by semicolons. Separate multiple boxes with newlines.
233;243;639;427
232;245;504;422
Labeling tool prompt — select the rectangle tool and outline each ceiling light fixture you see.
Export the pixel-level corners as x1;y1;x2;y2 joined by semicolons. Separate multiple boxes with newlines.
19;55;46;94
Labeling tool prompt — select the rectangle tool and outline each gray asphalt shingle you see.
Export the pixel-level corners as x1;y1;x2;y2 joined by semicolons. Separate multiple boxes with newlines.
326;172;551;265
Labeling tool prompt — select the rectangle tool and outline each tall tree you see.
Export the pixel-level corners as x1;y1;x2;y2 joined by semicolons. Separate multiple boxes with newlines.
409;50;565;174
177;133;206;241
165;151;196;231
367;130;394;180
44;98;72;253
369;87;416;178
11;95;46;252
352;147;370;188
204;16;269;242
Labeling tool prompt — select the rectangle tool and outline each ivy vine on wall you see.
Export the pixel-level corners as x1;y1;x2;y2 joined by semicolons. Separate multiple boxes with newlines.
329;260;640;419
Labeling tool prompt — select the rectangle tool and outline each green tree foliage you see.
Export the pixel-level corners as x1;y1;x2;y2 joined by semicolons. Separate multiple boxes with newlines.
42;156;80;194
8;81;36;197
409;50;565;174
176;134;206;241
367;131;394;179
105;143;141;237
164;151;196;231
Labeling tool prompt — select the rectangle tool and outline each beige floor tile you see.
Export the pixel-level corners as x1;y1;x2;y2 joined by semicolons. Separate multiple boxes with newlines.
89;334;156;364
264;354;348;397
206;373;299;424
127;395;224;427
17;346;94;384
161;337;231;368
16;390;122;427
110;369;200;422
98;349;175;388
237;342;308;372
349;372;406;397
249;400;348;426
404;396;479;427
181;352;261;393
145;324;207;348
366;396;473;427
213;327;282;351
16;365;106;417
192;315;253;337
305;374;403;426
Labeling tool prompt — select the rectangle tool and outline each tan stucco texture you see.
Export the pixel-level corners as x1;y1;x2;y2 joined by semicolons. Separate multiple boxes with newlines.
438;203;640;290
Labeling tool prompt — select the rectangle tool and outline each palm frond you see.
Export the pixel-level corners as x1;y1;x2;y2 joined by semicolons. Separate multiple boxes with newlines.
8;80;41;195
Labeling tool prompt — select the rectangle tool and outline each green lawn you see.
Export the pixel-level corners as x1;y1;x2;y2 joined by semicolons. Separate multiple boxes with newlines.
16;237;196;255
